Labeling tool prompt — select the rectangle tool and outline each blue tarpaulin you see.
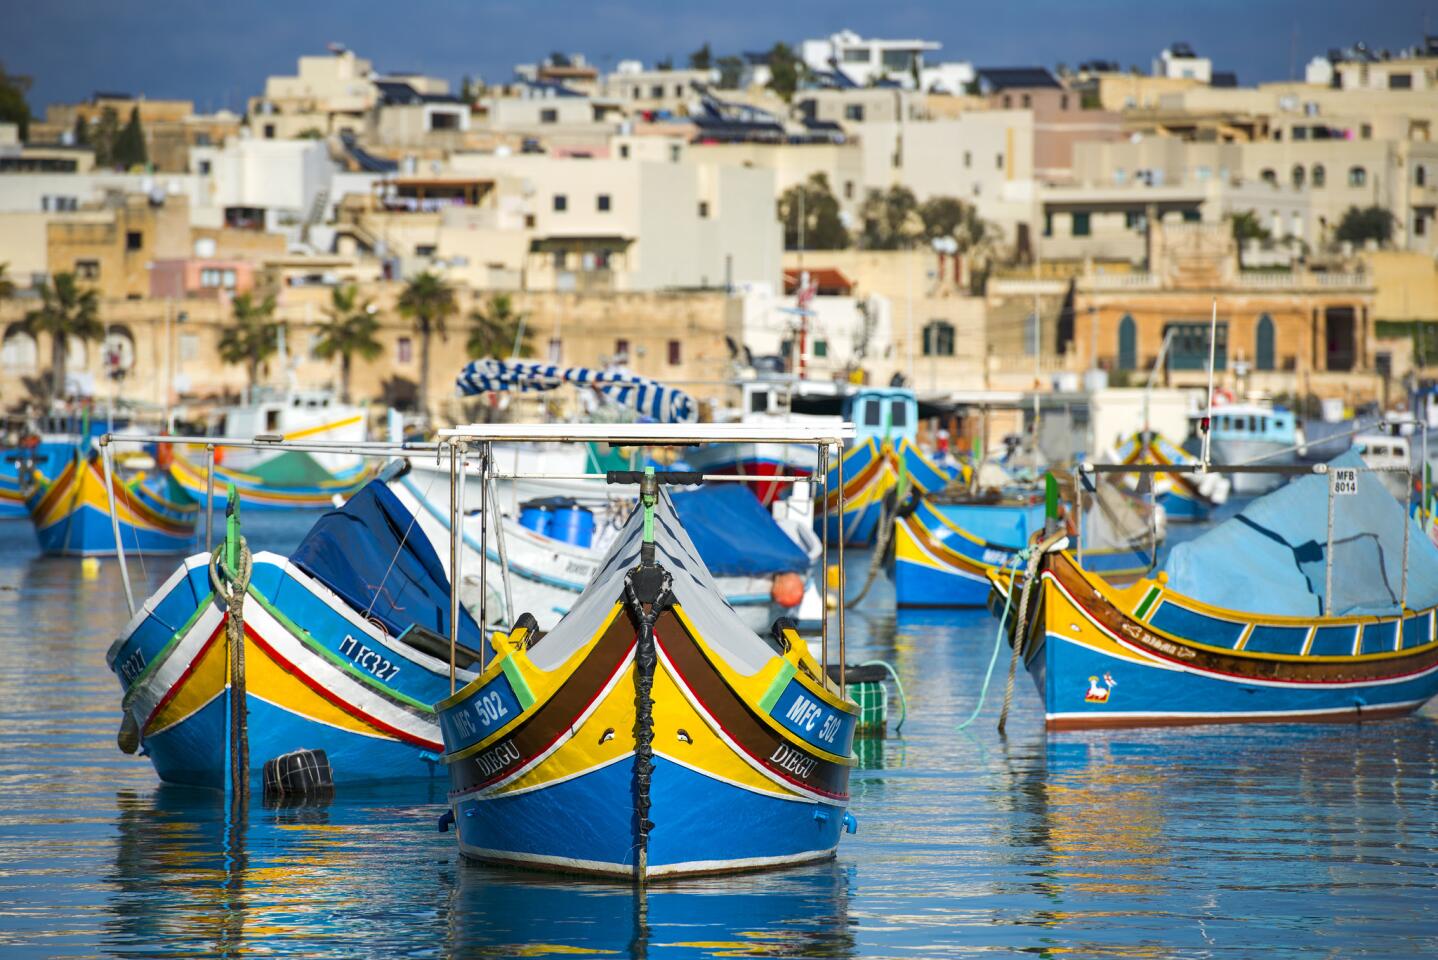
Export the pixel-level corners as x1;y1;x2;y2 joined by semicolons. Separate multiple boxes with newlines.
292;481;486;647
1163;450;1438;617
671;485;809;577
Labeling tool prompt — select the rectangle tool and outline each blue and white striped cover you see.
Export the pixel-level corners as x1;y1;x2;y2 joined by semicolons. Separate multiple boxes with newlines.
455;360;697;424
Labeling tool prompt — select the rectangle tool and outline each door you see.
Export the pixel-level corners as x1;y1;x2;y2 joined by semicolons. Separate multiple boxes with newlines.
1117;314;1137;371
1255;313;1275;371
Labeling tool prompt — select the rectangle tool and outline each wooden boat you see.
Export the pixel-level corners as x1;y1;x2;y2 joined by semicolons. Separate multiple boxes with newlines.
896;494;1157;608
26;451;198;555
168;447;376;510
1114;431;1229;522
991;453;1438;728
106;481;484;788
436;480;858;879
818;437;947;547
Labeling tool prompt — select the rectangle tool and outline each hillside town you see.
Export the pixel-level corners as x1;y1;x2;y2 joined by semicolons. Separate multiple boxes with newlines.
2;30;1437;423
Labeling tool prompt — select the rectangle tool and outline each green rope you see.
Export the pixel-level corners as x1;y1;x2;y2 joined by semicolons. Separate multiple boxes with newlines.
956;548;1029;731
856;659;908;734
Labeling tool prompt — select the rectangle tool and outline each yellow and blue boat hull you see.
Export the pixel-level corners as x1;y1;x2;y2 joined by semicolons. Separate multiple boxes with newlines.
27;455;197;556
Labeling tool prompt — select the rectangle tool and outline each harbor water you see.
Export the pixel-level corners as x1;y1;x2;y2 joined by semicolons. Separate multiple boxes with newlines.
1;513;1436;958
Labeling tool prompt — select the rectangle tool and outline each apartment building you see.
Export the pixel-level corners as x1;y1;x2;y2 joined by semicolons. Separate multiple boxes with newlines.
976;68;1122;184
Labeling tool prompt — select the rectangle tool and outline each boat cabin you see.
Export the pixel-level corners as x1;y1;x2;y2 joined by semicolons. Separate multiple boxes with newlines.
1202;404;1297;444
844;388;918;447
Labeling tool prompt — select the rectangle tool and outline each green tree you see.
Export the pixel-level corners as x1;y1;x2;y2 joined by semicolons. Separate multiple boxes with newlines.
397;271;458;420
859;186;921;249
22;273;102;402
1335;205;1396;246
71;114;88;146
656;56;674;72
689;43;713;71
466;293;531;359
919;196;966;240
1229;209;1271;245
716;55;744;89
0;64;31;141
314;284;382;402
295;127;324;139
216;292;281;390
766;43;802;101
0;262;14;300
92;106;120;167
777;174;850;250
112;106;147;169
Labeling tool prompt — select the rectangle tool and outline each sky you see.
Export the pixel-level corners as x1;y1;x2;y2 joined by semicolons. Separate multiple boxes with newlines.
3;0;1436;114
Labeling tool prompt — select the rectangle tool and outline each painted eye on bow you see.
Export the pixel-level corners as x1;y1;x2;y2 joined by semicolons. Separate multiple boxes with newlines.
599;727;615;744
676;729;693;744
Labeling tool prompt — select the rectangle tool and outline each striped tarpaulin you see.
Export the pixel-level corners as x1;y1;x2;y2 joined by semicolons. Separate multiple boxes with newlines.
455;359;697;424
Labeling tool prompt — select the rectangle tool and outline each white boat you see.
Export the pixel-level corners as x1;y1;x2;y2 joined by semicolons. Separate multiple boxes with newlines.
217;388;367;474
1353;431;1412;502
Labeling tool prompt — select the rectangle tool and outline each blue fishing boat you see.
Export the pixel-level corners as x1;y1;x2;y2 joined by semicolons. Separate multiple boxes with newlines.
993;451;1438;728
1115;431;1230;522
26;450;198;556
107;479;484;789
895;488;1158;608
437;483;858;879
1189;403;1301;495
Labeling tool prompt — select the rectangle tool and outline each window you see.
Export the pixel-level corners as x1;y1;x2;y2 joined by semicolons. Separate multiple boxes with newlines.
921;320;956;357
553;194;567;211
667;339;681;365
1043;211;1054;237
842;48;869;64
650;85;663;98
674;85;683;97
1348;166;1367;187
396;337;413;364
1417;165;1427;188
1071;212;1091;236
1417;213;1428;237
429;111;460;131
1;329;37;373
1260;168;1277;186
889;400;908;426
524;213;536;228
1292;125;1309;141
1292;164;1305;188
552;250;566;269
75;260;100;280
996;152;1004;170
1117;314;1137;370
1389;72;1413;90
861;399;882;426
963;150;971;168
597;194;611;212
1021;93;1031;108
539;108;558;124
1255;313;1275;370
1312;164;1326;187
1164;320;1227;371
844;180;854;200
415;244;436;257
1182;209;1201;223
197;159;211;175
614;338;629;358
882;50;913;72
547;337;562;364
1060;94;1069;110
126;231;142;251
263;123;276;139
619;144;630;159
1002;94;1012;108
1361;123;1372;139
698;201;709;218
813;339;828;358
669;144;681;163
845;104;864;122
1125;210;1145;230
178;332;199;362
1195;165;1210;181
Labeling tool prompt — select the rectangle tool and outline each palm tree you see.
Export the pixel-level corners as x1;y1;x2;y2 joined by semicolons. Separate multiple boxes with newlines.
314;284;382;402
216;292;280;392
397;272;457;420
23;272;102;403
466;293;531;360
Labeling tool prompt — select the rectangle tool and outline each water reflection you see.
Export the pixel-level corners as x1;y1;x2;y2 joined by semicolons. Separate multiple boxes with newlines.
443;859;855;959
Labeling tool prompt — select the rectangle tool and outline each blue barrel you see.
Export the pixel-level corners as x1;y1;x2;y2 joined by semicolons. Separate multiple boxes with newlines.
518;503;552;536
550;504;595;548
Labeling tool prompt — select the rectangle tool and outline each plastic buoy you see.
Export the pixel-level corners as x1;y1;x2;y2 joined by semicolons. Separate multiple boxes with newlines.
770;572;805;608
82;557;101;579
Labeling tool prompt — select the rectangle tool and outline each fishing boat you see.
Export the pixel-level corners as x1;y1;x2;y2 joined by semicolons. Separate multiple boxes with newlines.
387;464;816;632
107;478;485;789
167;447;376;510
212;388;368;475
1114;431;1230;522
25;450;198;555
991;451;1438;728
434;422;858;880
895;482;1160;608
1187;402;1302;496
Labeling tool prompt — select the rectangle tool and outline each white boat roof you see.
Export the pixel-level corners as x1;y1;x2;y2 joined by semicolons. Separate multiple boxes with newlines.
439;422;855;444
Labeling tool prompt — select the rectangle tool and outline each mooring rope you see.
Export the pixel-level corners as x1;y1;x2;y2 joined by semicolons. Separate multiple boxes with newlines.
996;531;1068;734
956;548;1030;731
210;534;253;801
856;659;908;734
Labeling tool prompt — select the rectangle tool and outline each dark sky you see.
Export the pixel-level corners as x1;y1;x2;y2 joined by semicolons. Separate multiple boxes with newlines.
3;0;1436;114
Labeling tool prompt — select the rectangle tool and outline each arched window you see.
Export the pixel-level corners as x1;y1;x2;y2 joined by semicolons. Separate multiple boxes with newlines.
1348;165;1367;187
1312;164;1326;187
1291;164;1305;188
1;325;37;373
102;327;136;376
1117;314;1137;371
1255;313;1275;371
1260;168;1277;186
65;336;88;372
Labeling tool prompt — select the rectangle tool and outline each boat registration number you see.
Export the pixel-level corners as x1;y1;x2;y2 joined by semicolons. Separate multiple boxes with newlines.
338;634;401;682
1332;468;1358;496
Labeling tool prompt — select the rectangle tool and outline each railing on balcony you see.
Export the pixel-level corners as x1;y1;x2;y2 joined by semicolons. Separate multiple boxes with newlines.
1082;272;1161;290
1234;271;1369;289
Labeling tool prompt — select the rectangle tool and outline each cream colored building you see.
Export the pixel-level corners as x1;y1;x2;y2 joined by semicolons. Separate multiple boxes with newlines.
601;65;715;115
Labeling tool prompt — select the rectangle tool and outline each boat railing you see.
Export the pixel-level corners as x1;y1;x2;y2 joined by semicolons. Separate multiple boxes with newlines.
439;422;855;694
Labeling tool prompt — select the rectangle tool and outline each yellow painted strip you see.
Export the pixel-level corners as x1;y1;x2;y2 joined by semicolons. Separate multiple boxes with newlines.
282;415;364;442
1234;623;1254;651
